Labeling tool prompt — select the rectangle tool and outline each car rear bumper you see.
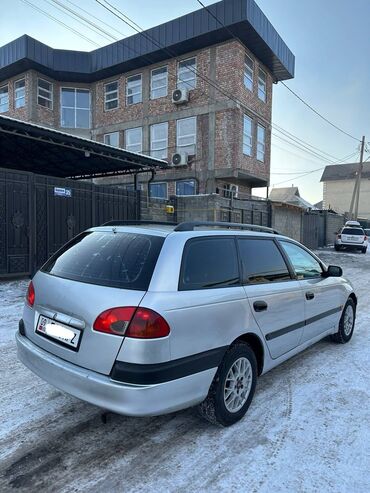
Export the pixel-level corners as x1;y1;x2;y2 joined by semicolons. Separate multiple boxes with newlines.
16;331;216;416
335;240;365;248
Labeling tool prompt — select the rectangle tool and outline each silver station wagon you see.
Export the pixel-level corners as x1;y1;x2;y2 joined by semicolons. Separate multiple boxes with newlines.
16;221;357;426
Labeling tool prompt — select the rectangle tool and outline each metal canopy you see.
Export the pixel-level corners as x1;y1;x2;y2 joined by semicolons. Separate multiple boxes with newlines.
0;115;165;179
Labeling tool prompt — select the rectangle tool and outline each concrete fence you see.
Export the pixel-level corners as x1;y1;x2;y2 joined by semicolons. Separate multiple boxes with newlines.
140;192;345;249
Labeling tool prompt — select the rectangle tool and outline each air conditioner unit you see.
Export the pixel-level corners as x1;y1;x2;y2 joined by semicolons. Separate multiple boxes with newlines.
172;88;189;104
172;152;189;166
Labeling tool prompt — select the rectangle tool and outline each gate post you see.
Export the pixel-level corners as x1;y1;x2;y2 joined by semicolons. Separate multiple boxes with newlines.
28;173;37;277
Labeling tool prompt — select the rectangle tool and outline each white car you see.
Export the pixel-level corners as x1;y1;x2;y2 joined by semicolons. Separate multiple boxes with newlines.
335;223;368;253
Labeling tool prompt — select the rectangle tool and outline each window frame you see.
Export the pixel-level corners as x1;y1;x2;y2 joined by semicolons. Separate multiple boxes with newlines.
14;78;26;108
37;78;53;109
237;237;293;285
178;236;242;291
125;126;143;154
176;116;197;155
60;87;91;129
244;54;254;91
103;132;120;147
257;124;266;162
149;181;168;200
104;80;119;111
126;74;142;106
150;122;168;159
150;66;168;100
258;68;267;102
243;114;253;156
0;84;9;113
176;179;197;196
177;57;197;91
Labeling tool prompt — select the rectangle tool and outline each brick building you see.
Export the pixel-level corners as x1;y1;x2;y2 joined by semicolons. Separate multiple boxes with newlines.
0;0;294;199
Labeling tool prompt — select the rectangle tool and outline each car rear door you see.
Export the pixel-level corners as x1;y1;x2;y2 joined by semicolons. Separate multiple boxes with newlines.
238;237;306;359
279;240;342;343
23;230;164;375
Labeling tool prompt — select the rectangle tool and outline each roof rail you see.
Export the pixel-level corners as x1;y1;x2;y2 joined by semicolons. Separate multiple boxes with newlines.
174;221;280;234
102;220;178;227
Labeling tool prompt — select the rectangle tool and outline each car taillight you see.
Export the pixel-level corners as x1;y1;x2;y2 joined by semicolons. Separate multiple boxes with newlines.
93;307;170;339
365;236;368;241
125;308;170;339
337;234;341;239
26;281;35;307
93;307;136;335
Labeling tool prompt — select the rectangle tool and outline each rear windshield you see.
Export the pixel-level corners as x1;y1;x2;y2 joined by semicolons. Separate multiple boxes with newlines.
41;231;164;290
342;228;364;235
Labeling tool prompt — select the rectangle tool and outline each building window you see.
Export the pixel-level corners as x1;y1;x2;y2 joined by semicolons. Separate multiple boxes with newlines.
223;184;239;199
257;124;266;162
61;88;90;128
177;116;196;155
151;66;168;99
177;57;196;91
104;81;118;110
243;115;253;156
126;74;142;105
176;180;196;196
258;68;267;102
150;122;168;159
37;79;53;109
244;55;254;91
0;85;9;113
14;79;25;108
104;132;119;147
149;182;167;199
125;127;142;153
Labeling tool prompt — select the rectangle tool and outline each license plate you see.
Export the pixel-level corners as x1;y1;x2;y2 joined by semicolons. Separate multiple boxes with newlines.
36;315;82;350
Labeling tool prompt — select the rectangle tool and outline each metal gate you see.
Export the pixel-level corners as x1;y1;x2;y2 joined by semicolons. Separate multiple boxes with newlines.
0;168;139;278
302;212;325;249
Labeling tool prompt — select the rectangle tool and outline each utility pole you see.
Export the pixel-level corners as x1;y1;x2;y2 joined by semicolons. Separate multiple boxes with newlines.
349;136;366;220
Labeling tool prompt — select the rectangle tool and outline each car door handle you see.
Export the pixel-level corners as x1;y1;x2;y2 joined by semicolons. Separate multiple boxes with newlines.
253;301;268;312
306;292;315;300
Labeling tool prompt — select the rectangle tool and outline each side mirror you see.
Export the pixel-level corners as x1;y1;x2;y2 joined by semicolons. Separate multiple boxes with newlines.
324;265;343;277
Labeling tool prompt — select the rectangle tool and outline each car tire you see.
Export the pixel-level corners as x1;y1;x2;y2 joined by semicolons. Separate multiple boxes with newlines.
362;247;367;254
198;342;257;427
334;245;340;251
330;298;356;344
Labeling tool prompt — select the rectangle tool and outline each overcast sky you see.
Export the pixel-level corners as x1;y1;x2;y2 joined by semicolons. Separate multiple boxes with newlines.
1;0;369;204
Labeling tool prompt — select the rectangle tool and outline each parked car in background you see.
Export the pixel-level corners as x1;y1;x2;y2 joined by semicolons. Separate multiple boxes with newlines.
16;221;357;427
364;229;370;238
335;221;368;253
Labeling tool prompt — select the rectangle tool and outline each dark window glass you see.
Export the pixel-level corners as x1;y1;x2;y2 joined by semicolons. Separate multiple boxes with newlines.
342;228;364;235
180;238;239;290
238;239;290;284
280;241;322;279
42;232;164;290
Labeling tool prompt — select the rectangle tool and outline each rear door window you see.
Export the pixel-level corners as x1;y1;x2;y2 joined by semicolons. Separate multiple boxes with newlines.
179;237;239;290
42;231;164;290
238;238;291;284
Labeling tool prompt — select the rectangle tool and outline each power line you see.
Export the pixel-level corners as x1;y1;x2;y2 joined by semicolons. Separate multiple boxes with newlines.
45;0;118;42
96;0;349;165
195;0;361;145
18;0;100;47
280;82;361;143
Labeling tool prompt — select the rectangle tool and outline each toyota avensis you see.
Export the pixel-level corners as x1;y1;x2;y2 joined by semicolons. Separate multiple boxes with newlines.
16;221;357;426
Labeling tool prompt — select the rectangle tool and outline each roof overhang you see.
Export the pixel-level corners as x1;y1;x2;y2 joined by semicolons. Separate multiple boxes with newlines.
0;0;294;83
215;167;268;187
0;115;165;179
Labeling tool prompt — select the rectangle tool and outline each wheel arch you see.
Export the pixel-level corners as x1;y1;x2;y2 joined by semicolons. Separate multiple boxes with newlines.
348;292;358;308
232;332;264;376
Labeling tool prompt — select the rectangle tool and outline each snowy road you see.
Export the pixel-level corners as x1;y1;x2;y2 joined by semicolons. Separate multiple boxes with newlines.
0;249;369;492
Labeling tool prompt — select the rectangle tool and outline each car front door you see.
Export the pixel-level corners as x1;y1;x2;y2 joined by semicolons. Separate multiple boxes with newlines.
279;241;342;343
238;238;306;359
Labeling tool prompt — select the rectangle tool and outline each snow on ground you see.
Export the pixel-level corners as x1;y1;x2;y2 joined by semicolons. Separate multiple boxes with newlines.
0;249;369;493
